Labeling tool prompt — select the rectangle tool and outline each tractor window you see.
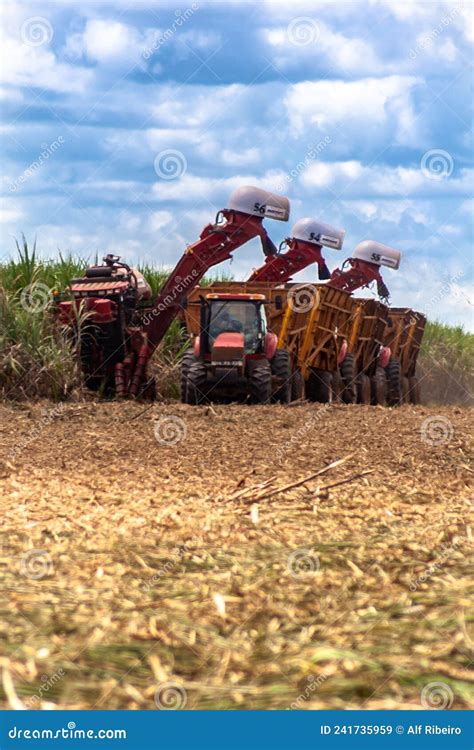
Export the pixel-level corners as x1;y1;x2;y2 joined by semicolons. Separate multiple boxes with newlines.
208;301;266;352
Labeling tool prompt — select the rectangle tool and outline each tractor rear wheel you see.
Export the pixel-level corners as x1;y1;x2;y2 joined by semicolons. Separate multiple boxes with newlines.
386;358;403;406
339;354;357;404
356;374;371;404
180;350;197;403
291;369;304;401
307;369;333;403
370;367;386;405
250;362;272;404
186;361;207;405
409;375;421;405
271;350;291;403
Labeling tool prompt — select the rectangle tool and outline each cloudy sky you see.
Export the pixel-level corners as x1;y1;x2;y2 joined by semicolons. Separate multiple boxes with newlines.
1;0;473;328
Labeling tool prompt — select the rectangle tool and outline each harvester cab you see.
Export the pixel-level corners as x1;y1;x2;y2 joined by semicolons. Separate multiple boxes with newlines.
183;292;279;404
330;240;401;301
248;217;345;283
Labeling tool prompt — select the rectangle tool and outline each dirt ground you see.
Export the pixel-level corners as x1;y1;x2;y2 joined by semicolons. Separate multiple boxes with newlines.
0;401;472;710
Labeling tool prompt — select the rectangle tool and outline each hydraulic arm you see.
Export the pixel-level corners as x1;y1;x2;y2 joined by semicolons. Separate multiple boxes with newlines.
248;218;345;283
329;240;401;301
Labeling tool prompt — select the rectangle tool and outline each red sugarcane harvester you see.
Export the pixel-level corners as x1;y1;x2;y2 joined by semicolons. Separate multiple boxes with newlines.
57;186;290;398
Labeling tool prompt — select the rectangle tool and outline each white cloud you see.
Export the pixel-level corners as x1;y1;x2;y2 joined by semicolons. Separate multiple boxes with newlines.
284;76;422;147
64;19;159;68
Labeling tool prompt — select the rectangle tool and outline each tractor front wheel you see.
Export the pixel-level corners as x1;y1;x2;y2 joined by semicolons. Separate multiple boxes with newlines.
180;350;197;403
250;362;272;404
186;361;207;405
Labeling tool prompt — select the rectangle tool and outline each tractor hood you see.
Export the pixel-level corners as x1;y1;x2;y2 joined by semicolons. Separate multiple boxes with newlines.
211;332;245;363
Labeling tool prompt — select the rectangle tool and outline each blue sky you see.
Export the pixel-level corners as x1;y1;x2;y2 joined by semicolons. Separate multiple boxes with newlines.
1;0;473;328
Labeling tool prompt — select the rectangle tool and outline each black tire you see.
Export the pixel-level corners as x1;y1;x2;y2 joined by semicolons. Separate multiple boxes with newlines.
356;374;371;404
370;367;386;406
307;368;333;403
339;354;357;404
291;369;304;401
409;375;421;405
180;350;197;403
401;376;410;404
331;370;344;403
186;361;207;405
250;362;272;404
271;349;291;403
386;358;403;406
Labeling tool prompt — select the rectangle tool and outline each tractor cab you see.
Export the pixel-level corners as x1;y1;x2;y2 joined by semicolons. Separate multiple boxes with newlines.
203;293;268;359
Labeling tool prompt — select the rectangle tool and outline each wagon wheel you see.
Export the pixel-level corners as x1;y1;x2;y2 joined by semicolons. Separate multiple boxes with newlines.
408;375;421;405
370;367;386;406
180;350;197;403
339;354;357;404
271;350;291;403
290;369;305;401
356;374;371;404
307;369;333;404
401;376;410;404
386;358;403;406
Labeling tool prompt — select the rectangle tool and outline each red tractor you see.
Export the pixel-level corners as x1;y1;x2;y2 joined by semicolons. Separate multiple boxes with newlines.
182;292;291;404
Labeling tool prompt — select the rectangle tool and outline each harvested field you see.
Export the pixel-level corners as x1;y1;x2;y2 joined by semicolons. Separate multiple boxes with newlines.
0;402;472;710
